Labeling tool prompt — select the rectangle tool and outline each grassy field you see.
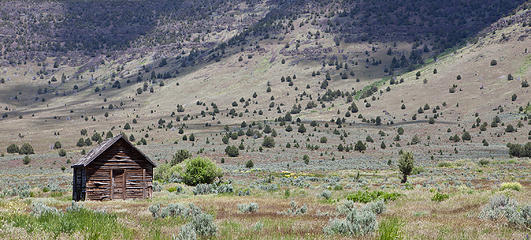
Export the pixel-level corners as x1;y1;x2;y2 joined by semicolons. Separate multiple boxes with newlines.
0;157;529;239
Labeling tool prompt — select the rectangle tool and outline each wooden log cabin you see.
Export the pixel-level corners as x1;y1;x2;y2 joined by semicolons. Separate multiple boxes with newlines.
71;134;156;201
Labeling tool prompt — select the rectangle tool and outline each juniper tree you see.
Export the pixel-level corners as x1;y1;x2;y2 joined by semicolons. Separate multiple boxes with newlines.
398;151;414;183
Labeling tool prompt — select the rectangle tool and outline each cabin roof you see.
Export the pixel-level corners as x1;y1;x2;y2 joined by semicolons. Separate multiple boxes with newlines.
72;134;156;168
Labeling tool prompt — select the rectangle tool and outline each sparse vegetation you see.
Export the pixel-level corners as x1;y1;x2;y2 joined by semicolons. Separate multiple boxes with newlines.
0;1;528;239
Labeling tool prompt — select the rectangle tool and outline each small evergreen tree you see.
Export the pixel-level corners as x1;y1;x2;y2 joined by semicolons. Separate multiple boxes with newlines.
19;143;34;155
53;141;62;149
262;136;275;148
225;146;239;157
245;160;254;168
298;124;306;133
7;144;19;154
76;138;85;147
23;156;31;165
354;141;366;152
398;152;414;183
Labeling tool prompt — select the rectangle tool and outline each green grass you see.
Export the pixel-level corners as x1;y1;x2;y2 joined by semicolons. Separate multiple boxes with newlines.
431;192;450;202
355;76;390;100
437;162;453;168
378;217;404;240
0;208;134;240
219;220;243;239
254;56;272;75
346;190;401;203
516;55;531;78
218;218;309;240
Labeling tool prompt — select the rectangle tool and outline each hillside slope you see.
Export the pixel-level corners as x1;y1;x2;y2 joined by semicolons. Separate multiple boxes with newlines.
0;1;529;169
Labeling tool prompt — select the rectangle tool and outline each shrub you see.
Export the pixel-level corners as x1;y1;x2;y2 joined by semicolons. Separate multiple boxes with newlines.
76;138;85;147
225;146;239;157
22;156;31;165
19;143;34;155
397;127;404;135
176;223;197;240
56;149;66;157
257;183;278;192
478;159;490;166
154;163;184;183
7;144;19;153
216;184;234;194
182;157;223;186
354;141;366;152
480;195;517;222
521;205;531;228
148;204;161;218
298;124;306;133
431;192;450;202
506;142;531;157
171;150;192;166
449;134;460;142
192;183;233;195
167;186;181;193
190;213;217;237
411;135;420;145
66;201;84;212
262;136;275;148
337;200;356;215
321;190;332;200
500;182;522;192
31;202;61;216
479;194;530;227
346;190;401;203
461;131;471;141
490;59;497;66
362;200;385;215
280;201;307;216
245;160;254;168
398;152;414;183
53;141;62;149
324;208;378;236
237;189;251;196
150;203;217;237
193;184;217;195
238;203;259;213
149;202;203;219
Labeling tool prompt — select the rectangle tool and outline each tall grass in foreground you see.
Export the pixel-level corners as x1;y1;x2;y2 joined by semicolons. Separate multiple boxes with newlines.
378;217;404;240
0;208;134;240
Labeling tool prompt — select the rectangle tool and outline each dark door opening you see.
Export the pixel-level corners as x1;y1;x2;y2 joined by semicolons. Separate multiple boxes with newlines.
111;169;125;200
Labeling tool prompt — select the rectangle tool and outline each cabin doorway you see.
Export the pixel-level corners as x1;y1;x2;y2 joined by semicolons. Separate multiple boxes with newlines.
111;169;125;200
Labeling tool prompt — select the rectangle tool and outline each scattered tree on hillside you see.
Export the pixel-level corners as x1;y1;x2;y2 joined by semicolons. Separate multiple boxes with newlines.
398;151;414;183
